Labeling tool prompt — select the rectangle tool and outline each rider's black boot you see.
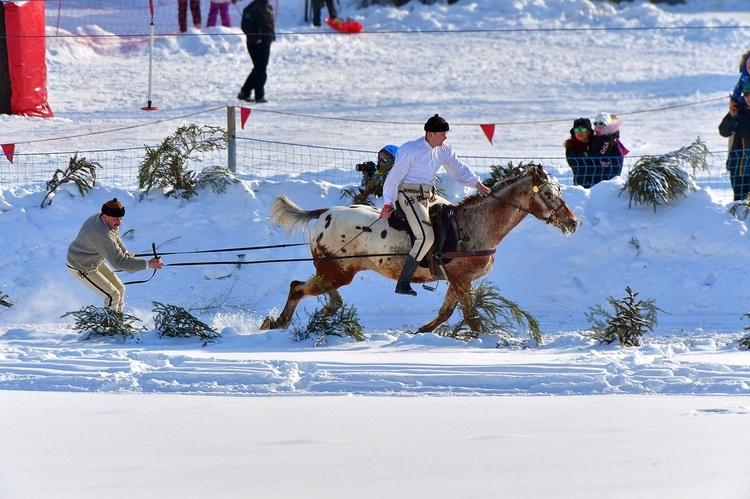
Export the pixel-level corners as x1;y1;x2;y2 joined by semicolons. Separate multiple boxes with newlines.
395;256;419;296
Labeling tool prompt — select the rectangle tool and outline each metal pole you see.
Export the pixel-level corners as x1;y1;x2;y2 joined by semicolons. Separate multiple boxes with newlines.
142;0;157;111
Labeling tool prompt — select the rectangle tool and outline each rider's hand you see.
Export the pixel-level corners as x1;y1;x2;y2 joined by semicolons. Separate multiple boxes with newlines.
380;204;393;218
476;182;491;197
148;257;164;270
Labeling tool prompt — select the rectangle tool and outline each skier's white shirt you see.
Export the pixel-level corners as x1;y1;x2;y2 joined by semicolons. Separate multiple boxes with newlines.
382;136;481;205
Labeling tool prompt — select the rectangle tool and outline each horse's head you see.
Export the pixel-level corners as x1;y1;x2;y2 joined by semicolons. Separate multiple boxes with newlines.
527;164;580;235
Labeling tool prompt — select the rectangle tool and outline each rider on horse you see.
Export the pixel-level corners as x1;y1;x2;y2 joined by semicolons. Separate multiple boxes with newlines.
379;114;491;296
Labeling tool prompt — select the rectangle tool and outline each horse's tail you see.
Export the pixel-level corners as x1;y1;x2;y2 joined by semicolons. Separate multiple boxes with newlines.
270;195;328;235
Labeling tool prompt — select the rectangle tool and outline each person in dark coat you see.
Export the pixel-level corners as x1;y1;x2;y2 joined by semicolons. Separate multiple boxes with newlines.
565;118;597;188
719;83;750;201
237;0;275;104
565;117;623;188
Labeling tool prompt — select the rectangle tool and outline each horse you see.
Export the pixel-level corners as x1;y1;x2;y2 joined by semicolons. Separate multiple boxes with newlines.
260;164;580;333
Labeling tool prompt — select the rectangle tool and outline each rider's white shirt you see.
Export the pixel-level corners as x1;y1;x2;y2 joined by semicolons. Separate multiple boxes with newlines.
382;136;480;205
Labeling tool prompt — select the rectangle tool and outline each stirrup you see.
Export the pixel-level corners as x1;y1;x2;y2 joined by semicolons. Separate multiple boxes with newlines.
422;275;440;292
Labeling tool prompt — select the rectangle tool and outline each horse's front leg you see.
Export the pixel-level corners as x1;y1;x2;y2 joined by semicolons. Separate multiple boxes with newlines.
455;281;481;332
418;283;460;333
320;289;343;320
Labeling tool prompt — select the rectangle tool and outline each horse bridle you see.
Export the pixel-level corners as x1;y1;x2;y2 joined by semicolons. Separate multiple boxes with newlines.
491;177;568;226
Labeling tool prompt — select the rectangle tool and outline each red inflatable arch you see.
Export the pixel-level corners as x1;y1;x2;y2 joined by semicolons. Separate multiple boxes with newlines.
0;1;53;117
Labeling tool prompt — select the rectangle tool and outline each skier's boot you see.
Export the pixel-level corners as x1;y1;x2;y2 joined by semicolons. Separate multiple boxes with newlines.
395;256;419;296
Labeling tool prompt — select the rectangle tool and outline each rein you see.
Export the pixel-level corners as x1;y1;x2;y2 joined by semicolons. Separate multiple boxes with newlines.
162;247;496;268
123;243;159;285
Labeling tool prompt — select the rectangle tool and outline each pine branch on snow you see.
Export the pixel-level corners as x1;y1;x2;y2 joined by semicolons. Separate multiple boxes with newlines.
138;124;228;199
152;301;220;345
436;280;542;346
584;286;665;347
62;306;145;339
41;153;100;208
621;138;708;212
294;301;365;346
0;292;12;308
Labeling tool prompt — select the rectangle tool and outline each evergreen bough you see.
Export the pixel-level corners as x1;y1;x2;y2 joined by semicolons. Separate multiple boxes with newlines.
62;306;145;340
621;138;708;212
0;292;12;308
737;313;750;350
584;286;665;347
482;161;535;189
41;153;100;208
293;302;365;346
435;280;542;346
152;301;221;345
138;124;230;199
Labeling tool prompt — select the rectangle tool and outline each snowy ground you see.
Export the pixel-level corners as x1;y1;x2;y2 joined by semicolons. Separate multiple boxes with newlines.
2;0;750;497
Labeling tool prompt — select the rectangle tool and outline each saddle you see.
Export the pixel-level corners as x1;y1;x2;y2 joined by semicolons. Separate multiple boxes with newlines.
388;201;464;274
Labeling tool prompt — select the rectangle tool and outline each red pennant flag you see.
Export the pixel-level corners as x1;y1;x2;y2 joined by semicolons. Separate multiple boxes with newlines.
480;124;495;145
2;143;15;163
240;107;251;130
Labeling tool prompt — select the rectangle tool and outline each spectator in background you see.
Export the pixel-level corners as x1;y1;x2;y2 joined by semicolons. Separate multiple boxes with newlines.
730;50;750;104
719;83;750;201
565;116;623;189
565;118;597;188
207;0;237;28
238;0;275;104
178;0;202;33
353;145;400;202
591;111;625;179
311;0;338;27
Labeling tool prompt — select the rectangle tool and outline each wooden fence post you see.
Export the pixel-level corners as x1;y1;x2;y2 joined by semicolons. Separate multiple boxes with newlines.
227;106;236;173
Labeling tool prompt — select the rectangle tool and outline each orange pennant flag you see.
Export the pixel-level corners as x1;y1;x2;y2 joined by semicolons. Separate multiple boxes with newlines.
480;124;495;145
2;143;15;163
240;107;251;130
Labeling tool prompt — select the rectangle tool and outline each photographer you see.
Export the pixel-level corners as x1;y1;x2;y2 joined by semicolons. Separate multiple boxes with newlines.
354;145;399;201
720;84;750;200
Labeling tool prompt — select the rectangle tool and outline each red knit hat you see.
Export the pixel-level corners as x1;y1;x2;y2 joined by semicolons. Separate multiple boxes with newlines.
101;198;125;217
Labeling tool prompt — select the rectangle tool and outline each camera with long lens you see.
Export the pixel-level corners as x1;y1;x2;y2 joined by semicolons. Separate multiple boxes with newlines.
355;161;377;178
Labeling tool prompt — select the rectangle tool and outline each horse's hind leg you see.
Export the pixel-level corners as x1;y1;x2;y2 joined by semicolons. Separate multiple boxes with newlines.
418;282;460;333
260;277;330;330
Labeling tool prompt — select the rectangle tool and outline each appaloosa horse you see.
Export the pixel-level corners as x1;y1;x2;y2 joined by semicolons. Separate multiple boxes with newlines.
261;164;579;332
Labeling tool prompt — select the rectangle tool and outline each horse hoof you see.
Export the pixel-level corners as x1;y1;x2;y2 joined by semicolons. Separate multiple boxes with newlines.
259;316;274;330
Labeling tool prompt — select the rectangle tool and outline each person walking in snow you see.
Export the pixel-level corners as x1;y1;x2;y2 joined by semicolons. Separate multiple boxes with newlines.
379;114;491;296
66;199;163;313
177;0;202;33
237;0;275;104
720;83;750;201
206;0;237;28
311;0;338;27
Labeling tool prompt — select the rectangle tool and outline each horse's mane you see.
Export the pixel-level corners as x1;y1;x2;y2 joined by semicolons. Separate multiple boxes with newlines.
458;165;535;209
